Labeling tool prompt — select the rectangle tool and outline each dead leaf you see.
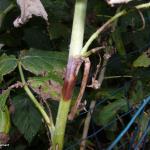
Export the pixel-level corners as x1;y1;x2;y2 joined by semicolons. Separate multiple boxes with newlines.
14;0;48;27
28;79;62;101
106;0;131;6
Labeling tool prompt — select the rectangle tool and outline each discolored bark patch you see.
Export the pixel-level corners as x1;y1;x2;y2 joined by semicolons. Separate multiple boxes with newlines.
62;57;83;101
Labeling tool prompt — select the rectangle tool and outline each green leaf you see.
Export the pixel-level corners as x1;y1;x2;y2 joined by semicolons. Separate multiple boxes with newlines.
12;94;42;143
105;122;117;141
135;113;150;141
0;54;17;79
95;88;125;100
0;0;11;12
28;76;62;101
130;29;150;49
133;51;150;67
106;132;115;141
94;99;127;126
49;23;69;39
0;76;3;82
0;106;10;134
112;29;126;58
23;26;52;50
20;48;67;75
42;0;69;22
139;113;149;135
0;89;10;110
0;13;5;28
128;80;143;105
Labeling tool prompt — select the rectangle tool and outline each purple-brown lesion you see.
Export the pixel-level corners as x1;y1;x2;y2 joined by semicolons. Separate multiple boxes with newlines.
68;58;91;120
62;57;83;101
0;132;9;144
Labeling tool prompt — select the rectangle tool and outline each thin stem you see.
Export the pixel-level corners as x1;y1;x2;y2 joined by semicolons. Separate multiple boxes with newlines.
80;100;96;150
116;115;130;140
0;3;15;28
81;2;150;55
96;14;112;18
81;10;127;55
104;75;132;79
137;10;145;31
68;58;91;120
97;58;108;88
3;3;15;15
89;54;110;89
80;52;110;150
18;62;55;135
82;46;105;57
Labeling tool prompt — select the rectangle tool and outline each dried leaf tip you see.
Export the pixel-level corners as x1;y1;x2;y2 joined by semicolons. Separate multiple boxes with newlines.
14;0;48;27
106;0;132;6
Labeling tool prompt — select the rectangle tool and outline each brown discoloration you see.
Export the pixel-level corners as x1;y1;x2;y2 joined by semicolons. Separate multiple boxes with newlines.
28;79;62;101
0;132;9;144
62;57;83;101
68;58;91;120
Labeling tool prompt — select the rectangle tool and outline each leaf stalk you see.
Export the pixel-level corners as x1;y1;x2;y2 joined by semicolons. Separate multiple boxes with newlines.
18;61;55;136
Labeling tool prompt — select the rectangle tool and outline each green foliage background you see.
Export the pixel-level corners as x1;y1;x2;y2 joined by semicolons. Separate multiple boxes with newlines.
0;0;150;149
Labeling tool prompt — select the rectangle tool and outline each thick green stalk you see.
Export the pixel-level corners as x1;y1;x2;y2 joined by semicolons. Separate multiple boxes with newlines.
69;0;87;57
18;62;55;135
52;0;87;149
52;99;71;150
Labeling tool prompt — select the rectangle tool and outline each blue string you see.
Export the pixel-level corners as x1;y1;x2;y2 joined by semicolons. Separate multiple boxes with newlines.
66;108;135;150
66;42;150;149
66;88;150;149
107;96;150;150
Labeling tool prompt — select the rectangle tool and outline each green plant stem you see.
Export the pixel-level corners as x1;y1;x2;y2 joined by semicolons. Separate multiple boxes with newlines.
104;75;132;79
52;100;71;150
81;2;150;55
82;46;105;57
0;3;15;28
52;0;87;149
3;3;15;14
18;62;55;135
69;0;88;57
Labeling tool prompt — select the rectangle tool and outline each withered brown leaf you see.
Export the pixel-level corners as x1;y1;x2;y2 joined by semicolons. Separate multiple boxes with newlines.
14;0;48;27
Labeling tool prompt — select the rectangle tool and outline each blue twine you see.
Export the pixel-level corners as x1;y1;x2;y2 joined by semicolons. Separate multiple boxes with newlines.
66;108;134;150
107;96;150;150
